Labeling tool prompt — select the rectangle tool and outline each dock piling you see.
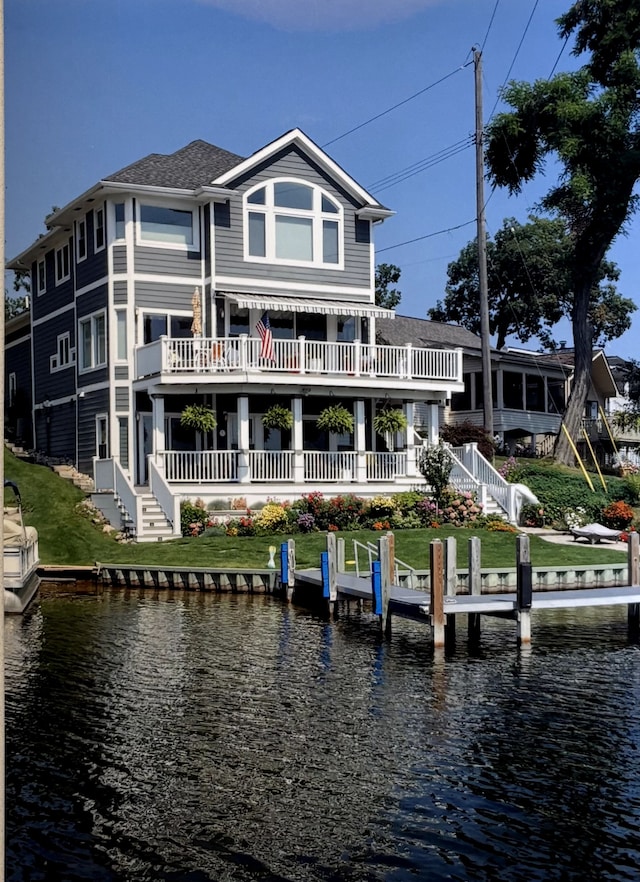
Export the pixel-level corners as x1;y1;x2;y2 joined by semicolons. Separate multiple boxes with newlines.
467;536;482;645
628;532;640;637
430;540;445;649
378;534;392;636
444;536;457;648
516;534;532;645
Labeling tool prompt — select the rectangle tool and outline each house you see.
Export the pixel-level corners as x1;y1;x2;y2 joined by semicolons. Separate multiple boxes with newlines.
377;317;620;459
7;129;465;539
4;308;33;450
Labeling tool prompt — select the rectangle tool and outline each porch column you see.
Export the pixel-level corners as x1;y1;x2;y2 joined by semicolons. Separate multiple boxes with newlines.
292;397;304;483
237;395;250;483
404;401;416;476
355;399;366;482
427;401;439;446
151;394;165;455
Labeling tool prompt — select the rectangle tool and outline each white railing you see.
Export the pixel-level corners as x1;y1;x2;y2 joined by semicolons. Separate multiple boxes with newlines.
148;457;181;534
162;450;239;483
448;443;516;521
113;459;142;536
248;450;293;482
303;451;358;482
135;336;462;383
93;457;115;491
366;451;407;481
352;538;416;589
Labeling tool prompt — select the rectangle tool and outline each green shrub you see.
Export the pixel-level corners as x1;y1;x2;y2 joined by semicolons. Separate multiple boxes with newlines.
180;499;209;536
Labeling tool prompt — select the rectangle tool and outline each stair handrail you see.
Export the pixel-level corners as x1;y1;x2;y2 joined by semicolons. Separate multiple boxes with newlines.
113;460;143;537
352;538;416;590
148;457;181;536
448;443;519;522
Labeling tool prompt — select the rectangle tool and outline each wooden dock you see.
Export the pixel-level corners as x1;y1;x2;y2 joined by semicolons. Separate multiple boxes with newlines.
281;531;640;651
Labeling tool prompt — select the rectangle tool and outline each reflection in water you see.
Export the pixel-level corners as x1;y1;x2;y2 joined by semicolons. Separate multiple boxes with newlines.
5;592;640;881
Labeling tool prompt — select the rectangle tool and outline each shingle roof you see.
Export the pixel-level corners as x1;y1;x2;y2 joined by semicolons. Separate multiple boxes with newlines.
376;315;482;350
103;140;244;189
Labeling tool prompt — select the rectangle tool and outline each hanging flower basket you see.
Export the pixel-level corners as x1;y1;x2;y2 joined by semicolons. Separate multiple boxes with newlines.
262;405;294;431
316;404;354;435
373;407;408;437
180;404;217;434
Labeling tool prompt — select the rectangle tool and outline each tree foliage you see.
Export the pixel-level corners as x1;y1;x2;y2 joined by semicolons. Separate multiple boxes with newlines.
428;215;635;350
375;263;402;309
484;0;640;466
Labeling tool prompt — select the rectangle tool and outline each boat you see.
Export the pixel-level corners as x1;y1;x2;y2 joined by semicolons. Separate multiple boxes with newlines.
4;480;40;614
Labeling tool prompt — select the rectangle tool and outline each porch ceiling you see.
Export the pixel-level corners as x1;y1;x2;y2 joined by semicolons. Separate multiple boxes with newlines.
222;292;395;319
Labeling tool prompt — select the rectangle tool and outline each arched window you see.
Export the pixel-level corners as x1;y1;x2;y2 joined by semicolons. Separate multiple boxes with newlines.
245;179;342;268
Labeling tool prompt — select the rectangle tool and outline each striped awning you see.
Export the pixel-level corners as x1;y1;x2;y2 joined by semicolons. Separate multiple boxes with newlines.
222;292;395;319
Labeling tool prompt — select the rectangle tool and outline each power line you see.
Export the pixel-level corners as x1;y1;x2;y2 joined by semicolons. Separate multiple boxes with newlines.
368;137;474;194
481;0;501;51
321;63;472;148
488;0;541;122
377;218;477;254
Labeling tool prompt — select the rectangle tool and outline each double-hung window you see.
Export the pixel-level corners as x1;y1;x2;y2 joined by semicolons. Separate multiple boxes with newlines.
50;332;75;372
79;311;107;372
245;180;342;267
137;202;198;250
76;219;87;261
55;243;70;284
37;259;46;295
94;208;105;252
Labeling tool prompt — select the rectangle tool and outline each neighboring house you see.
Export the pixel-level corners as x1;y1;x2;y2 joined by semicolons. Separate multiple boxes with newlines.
378;318;620;458
4;308;33;450
599;355;640;466
7;129;465;539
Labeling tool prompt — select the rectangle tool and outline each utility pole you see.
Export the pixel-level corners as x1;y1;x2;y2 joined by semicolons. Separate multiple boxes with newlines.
473;47;493;436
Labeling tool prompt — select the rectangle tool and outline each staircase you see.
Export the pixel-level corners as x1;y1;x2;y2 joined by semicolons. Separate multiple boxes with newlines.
136;491;175;542
446;443;521;524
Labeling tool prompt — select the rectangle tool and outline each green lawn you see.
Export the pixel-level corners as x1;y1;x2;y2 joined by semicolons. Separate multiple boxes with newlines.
4;449;628;570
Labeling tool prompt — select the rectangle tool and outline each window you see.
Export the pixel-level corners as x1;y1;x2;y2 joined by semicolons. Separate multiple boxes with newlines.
116;310;127;360
547;378;565;414
79;311;106;371
37;259;46;295
76;219;87;261
96;414;108;459
94;208;105;251
337;316;356;342
55;243;70;284
142;313;191;344
526;375;545;412
245;179;342;267
138;203;197;249
503;371;524;410
451;373;472;411
229;306;250;337
50;332;75;372
114;203;125;240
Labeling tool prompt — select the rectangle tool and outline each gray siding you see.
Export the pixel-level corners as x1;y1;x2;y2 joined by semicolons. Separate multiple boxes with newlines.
35;401;76;462
134;246;202;276
135;281;196;310
214;146;371;290
114;365;129;380
32;314;76;403
119;417;129;469
114;280;128;304
115;387;129;411
77;390;109;474
113;246;127;274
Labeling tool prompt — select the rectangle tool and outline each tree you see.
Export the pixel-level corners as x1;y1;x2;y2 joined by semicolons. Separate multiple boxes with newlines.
5;269;30;320
484;1;640;466
375;263;402;309
428;215;635;350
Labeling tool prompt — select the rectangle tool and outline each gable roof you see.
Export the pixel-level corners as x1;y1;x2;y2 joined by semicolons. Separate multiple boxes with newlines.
103;140;244;189
376;315;482;350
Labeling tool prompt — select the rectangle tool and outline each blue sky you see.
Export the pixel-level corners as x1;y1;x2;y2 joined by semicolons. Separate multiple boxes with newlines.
6;0;639;358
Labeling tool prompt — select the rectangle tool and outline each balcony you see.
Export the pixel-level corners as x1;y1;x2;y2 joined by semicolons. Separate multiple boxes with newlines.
135;336;462;385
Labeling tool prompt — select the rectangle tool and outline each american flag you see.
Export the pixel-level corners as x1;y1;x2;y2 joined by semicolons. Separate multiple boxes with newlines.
256;312;275;361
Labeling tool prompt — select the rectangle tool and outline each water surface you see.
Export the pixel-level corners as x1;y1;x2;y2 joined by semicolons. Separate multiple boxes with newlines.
5;589;640;880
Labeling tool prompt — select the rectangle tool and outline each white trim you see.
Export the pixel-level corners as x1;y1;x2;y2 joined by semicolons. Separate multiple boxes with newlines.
135;197;200;252
75;380;111;396
216;274;376;298
35;394;78;409
31;301;75;328
213;128;387;213
75;276;109;298
125;272;205;287
49;332;76;373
